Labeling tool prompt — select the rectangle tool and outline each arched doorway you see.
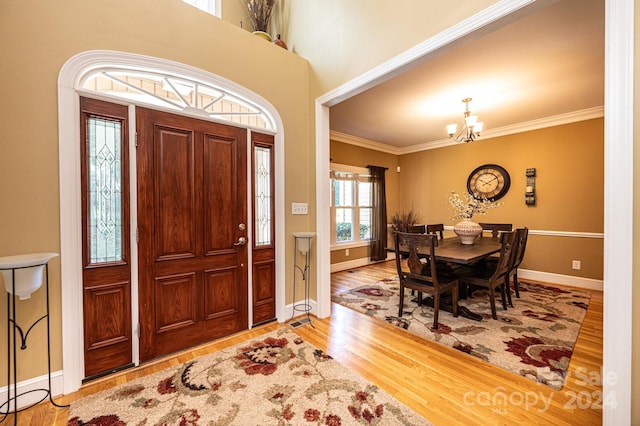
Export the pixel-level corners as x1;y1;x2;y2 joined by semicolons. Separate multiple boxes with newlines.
58;50;286;393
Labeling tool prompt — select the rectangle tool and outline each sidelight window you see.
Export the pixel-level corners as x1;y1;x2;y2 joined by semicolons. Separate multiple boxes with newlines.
254;145;273;246
86;116;124;264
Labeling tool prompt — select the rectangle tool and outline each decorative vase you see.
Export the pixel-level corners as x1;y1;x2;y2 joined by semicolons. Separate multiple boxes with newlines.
252;31;272;42
273;33;287;49
453;218;482;245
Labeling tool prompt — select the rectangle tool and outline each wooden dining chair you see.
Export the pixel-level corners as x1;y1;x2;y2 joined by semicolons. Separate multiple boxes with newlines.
404;225;426;296
479;223;512;238
426;223;445;240
407;224;426;234
457;230;517;320
484;227;529;306
393;232;459;329
508;227;529;299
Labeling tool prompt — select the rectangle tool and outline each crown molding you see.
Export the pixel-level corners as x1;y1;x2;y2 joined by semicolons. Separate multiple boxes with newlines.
330;131;403;155
332;106;604;155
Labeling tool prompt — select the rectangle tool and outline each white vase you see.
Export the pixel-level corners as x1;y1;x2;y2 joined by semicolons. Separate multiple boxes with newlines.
453;219;482;245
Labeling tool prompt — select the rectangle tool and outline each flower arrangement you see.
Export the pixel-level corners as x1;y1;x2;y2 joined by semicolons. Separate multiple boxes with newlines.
448;191;501;220
246;0;275;32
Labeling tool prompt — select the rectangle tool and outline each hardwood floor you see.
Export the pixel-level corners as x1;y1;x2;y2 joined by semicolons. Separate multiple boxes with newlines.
6;260;602;425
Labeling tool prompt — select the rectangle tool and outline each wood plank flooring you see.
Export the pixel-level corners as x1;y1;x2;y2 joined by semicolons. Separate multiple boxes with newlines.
6;260;602;425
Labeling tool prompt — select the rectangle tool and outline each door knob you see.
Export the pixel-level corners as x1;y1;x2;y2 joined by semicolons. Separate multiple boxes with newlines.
233;236;247;246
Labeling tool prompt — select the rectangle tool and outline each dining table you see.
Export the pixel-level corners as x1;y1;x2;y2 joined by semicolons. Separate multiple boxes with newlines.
390;235;503;321
432;236;502;264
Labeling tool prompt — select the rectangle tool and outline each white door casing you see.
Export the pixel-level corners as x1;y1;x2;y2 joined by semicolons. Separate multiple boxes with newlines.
58;50;286;393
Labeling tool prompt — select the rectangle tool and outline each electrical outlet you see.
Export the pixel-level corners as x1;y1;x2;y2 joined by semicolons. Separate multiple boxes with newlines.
572;260;581;270
345;248;350;256
291;203;308;215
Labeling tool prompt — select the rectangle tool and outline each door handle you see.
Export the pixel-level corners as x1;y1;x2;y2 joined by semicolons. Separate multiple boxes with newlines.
233;236;247;246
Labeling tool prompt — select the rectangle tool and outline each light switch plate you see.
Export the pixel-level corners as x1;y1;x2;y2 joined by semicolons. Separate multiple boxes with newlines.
292;203;308;215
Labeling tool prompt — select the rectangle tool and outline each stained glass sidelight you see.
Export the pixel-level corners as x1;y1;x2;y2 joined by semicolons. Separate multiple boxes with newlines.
254;145;272;246
87;117;123;263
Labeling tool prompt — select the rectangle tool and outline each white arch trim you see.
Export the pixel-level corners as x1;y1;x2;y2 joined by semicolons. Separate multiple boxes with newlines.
58;50;286;394
315;0;632;424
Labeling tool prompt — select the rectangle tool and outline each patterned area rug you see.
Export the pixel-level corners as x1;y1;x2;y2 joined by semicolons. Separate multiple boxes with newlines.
332;277;590;390
67;328;430;425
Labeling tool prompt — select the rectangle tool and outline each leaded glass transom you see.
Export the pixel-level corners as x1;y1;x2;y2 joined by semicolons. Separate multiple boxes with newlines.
80;68;273;130
87;117;123;263
254;146;272;246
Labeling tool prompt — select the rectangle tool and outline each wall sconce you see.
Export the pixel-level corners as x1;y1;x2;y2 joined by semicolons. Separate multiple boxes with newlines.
525;168;536;205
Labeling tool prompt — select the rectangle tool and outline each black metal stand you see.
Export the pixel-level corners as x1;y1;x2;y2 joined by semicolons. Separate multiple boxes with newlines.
1;262;68;425
290;235;314;328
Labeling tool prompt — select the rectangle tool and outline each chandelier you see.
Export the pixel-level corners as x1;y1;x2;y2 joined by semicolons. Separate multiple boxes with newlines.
446;98;484;143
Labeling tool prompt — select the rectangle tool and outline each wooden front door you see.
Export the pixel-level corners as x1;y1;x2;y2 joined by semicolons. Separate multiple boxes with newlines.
136;107;248;361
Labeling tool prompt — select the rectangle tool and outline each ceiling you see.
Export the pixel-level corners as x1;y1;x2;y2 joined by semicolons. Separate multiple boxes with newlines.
329;0;604;153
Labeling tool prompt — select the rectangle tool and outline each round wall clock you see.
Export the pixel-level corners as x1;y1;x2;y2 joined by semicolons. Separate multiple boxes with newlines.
466;164;511;201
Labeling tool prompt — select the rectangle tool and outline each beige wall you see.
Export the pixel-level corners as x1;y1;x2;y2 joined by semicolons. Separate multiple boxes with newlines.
285;0;499;95
0;0;311;385
400;119;604;279
330;119;604;280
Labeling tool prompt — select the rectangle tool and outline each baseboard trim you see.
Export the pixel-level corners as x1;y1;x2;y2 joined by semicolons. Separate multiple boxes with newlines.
0;370;64;411
518;269;603;291
330;253;396;273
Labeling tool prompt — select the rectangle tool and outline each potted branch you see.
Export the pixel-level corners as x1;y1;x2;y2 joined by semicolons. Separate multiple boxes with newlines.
390;206;421;232
245;0;275;41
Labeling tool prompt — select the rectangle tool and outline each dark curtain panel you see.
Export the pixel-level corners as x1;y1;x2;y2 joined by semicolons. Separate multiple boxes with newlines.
368;165;388;261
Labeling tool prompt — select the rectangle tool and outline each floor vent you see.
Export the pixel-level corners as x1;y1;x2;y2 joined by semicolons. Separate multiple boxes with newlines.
289;317;312;328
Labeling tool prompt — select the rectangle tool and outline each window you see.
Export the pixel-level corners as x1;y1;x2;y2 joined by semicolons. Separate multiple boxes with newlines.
86;115;125;264
254;144;273;246
79;67;274;130
330;164;372;245
182;0;221;17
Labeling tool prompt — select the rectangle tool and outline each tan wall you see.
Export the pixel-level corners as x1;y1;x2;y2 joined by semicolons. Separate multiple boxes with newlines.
0;0;311;386
399;119;604;279
286;0;500;95
329;120;603;280
331;246;369;264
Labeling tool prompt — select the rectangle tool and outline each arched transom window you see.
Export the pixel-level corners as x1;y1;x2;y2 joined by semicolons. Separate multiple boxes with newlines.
80;67;274;130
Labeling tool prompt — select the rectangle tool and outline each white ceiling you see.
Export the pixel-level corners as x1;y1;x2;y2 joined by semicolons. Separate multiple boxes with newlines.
329;0;604;153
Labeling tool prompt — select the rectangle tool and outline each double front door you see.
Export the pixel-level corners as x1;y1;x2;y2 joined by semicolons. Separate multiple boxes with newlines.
81;99;274;377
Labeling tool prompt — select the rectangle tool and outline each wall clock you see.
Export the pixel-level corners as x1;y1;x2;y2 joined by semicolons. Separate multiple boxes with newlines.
466;164;511;201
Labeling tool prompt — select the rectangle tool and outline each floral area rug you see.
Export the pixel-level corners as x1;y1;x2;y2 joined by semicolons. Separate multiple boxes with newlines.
67;328;430;425
332;277;591;390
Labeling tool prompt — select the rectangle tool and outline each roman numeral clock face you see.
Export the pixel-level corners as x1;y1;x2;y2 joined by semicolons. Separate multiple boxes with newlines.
466;164;511;201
